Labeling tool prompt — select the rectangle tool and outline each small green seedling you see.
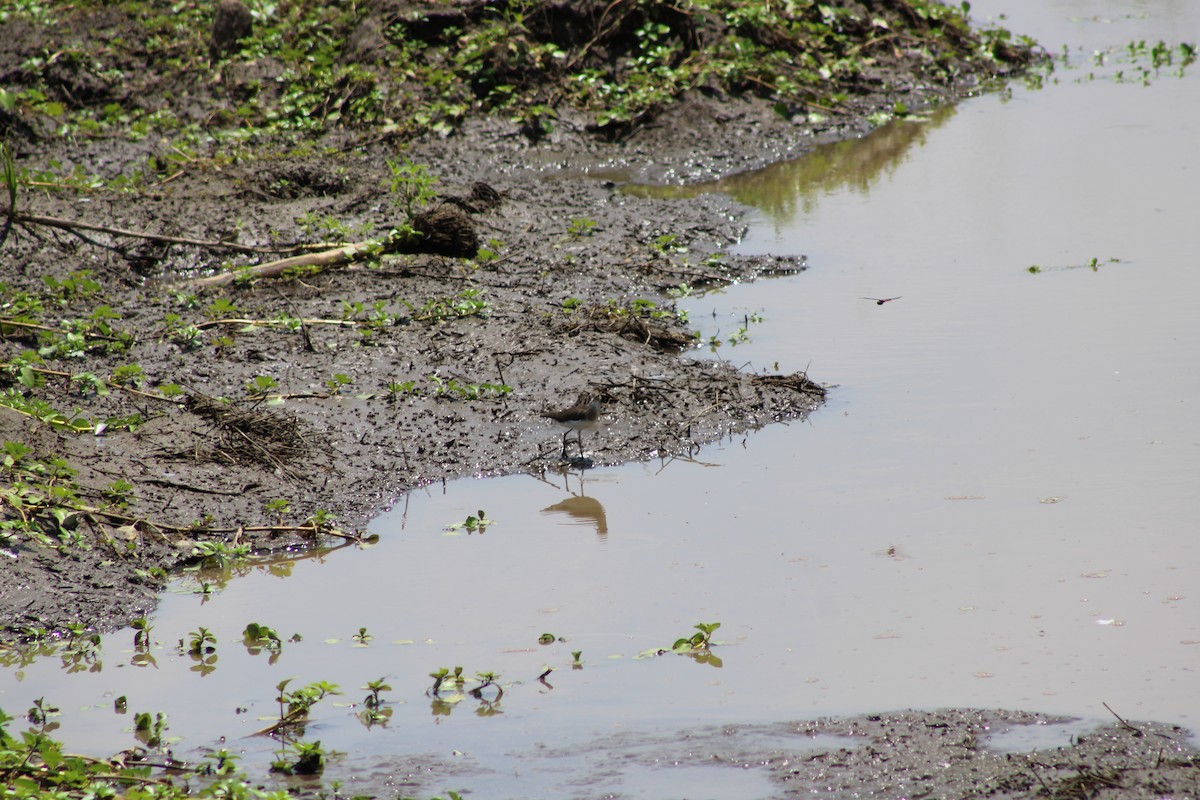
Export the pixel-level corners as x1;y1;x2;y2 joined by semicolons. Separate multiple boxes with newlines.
567;217;597;238
445;509;492;533
266;498;291;524
132;617;152;648
325;373;352;394
672;621;721;652
188;627;217;656
243;622;283;653
245;374;278;397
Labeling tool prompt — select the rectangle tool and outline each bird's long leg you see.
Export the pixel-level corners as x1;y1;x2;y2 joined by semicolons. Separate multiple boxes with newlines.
561;431;569;459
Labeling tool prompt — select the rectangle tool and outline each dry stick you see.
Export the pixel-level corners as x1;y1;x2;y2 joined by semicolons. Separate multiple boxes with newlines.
1102;702;1143;736
650;261;729;285
273;286;315;352
195;317;357;330
74;502;361;542
183;242;373;289
1026;759;1053;795
4;364;183;406
0;317;123;341
14;211;321;254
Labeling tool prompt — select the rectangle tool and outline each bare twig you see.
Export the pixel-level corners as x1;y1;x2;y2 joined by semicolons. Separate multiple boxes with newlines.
194;317;357;330
1103;702;1144;736
181;241;377;289
14;211;322;254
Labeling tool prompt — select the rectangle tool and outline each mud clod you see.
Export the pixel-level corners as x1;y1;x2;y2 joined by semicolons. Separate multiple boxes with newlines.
210;0;253;63
405;204;481;258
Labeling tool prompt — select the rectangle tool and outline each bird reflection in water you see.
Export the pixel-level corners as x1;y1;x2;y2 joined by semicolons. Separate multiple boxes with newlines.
537;467;608;538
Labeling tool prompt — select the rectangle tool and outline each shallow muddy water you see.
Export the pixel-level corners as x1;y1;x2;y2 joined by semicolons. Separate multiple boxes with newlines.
3;0;1198;794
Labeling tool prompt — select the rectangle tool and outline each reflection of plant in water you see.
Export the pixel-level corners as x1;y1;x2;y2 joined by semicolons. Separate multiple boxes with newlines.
172;543;343;596
625;106;954;226
134;710;169;749
59;624;102;675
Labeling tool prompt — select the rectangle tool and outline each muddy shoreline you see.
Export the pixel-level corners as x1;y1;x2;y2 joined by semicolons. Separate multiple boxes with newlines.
0;44;999;639
1;0;1057;640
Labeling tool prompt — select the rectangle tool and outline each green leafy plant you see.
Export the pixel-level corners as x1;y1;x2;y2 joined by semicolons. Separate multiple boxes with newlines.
162;312;204;350
428;666;466;695
110;363;144;387
406;288;492;323
444;509;491;533
427;375;512;401
26;697;60;728
133;710;169;749
385;379;419;400
566;216;597;238
325;373;352;395
266;497;291;524
649;232;687;255
243;622;283;654
273;678;341;733
358;677;393;727
190;540;251;570
386;157;438;219
131;616;153;649
271;737;326;775
102;479;136;509
673;621;721;652
187;627;217;656
305;508;337;532
42;270;101;303
244;374;279;397
204;297;240;319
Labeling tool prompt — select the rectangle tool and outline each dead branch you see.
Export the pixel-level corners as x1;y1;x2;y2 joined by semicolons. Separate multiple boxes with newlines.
181;241;378;289
194;317;357;330
13;211;323;254
182;205;479;289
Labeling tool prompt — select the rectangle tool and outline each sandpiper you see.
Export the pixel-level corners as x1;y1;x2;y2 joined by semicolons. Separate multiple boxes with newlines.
543;398;601;459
